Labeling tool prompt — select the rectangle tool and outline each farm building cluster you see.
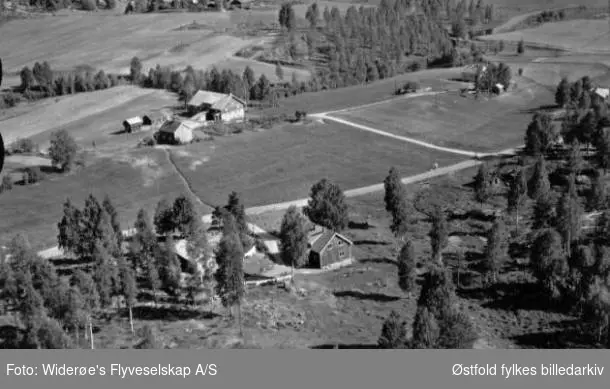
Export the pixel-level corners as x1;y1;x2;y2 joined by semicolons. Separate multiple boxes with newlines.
120;90;247;145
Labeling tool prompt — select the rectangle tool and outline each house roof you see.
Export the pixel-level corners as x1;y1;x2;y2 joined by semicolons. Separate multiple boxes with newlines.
309;227;353;254
594;87;609;99
159;120;196;134
124;116;143;126
188;90;246;110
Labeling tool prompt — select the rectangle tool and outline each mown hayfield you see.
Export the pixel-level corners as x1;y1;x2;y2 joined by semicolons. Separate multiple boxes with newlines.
333;77;553;153
261;68;469;115
519;61;610;87
483;19;610;53
170;121;464;207
0;12;300;79
0;148;211;250
0;86;176;147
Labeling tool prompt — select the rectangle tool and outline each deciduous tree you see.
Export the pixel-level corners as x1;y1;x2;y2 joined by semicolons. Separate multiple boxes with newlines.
48;130;77;172
384;167;409;239
304;178;349;232
377;310;406;349
429;207;449;265
397;240;417;295
279;206;309;274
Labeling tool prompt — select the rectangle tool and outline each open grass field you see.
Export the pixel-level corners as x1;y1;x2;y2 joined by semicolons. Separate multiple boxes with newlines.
260;68;470;115
332;77;553;153
484;19;610;53
519;61;610;87
170;121;464;208
0;86;177;147
0;147;212;250
0;11;305;81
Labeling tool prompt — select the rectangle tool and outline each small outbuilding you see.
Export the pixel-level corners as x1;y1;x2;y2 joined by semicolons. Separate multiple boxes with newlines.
143;112;170;127
230;0;252;8
307;225;354;269
157;120;196;145
123;117;144;133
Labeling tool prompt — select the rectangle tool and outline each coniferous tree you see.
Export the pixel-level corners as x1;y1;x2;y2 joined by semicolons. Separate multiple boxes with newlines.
483;218;507;285
528;156;551;200
384;167;409;239
587;171;606;212
224;191;248;235
555;188;582;253
473;163;492;206
214;217;245;325
429;207;449;265
118;258;137;335
507;168;528;233
157;236;182;297
397;240;417;295
378;310;406;349
411;307;440;348
530;229;568;302
92;245;118;309
57;198;82;256
102;195;122;250
555;77;571;107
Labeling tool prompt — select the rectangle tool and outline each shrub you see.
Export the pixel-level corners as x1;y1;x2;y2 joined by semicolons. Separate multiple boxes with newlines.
2;92;21;108
11;138;36;154
295;110;307;121
138;136;156;147
81;0;97;10
0;175;13;193
23;167;44;184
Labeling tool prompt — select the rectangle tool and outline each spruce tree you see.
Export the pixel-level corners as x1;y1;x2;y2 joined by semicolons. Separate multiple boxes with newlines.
555;77;571;107
157;236;182;297
377;310;406;349
473;163;492;206
555;189;582;253
384;167;409;239
224;191;248;235
530;229;568;302
411;307;439;348
57;198;82;256
214;218;245;317
102;194;122;249
507;168;528;233
397;240;417;295
172;195;196;237
528;156;551;200
429;207;449;265
483;218;507;285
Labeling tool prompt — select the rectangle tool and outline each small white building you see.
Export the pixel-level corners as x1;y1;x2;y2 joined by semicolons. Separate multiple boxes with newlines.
157;120;196;145
593;87;609;100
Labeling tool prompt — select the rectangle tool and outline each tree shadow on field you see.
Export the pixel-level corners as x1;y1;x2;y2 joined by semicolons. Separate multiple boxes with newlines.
310;343;379;349
512;320;594;349
358;257;396;266
129;306;220;322
353;240;392;246
333;290;402;302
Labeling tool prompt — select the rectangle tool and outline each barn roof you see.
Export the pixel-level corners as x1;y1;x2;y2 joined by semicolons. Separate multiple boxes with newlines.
159;120;196;134
143;111;169;121
594;87;609;99
188;90;245;110
124;116;143;126
309;227;352;254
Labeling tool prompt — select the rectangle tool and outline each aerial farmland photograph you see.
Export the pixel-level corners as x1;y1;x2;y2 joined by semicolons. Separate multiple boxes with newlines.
0;0;609;350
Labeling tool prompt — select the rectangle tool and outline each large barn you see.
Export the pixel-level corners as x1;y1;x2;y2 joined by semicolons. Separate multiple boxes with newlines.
157;120;196;145
187;91;246;123
306;225;354;269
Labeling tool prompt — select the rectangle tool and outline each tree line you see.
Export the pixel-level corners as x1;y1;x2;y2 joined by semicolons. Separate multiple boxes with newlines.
18;61;124;101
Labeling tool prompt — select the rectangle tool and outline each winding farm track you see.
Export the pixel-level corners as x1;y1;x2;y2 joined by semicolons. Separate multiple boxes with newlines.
36;88;522;259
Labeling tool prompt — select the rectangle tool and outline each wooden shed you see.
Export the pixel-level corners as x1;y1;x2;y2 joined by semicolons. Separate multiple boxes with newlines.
157;120;195;145
123;117;144;133
143;112;169;126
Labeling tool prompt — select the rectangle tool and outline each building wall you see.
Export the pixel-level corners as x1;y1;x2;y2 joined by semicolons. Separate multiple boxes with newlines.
319;236;352;269
175;127;194;144
222;107;245;123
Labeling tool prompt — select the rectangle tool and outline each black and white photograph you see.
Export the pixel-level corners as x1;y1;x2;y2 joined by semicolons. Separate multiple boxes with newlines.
0;0;609;351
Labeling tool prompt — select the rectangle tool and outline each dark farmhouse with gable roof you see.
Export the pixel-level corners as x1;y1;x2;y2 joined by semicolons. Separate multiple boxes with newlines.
307;225;354;269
